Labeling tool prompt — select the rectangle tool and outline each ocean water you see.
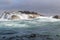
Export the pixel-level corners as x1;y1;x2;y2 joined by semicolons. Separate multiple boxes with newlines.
0;0;60;40
0;17;60;40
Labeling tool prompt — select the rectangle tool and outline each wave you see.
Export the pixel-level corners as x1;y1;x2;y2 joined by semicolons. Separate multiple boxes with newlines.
0;12;60;40
0;11;60;22
0;17;60;29
0;16;60;22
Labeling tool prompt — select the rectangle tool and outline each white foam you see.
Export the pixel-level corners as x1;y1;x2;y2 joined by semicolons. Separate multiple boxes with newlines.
0;12;60;22
37;16;60;22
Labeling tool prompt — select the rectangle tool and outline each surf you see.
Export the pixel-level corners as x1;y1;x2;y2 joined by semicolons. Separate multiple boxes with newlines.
0;11;60;22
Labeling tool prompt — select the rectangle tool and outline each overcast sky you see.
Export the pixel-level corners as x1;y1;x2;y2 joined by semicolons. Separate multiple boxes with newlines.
0;0;60;16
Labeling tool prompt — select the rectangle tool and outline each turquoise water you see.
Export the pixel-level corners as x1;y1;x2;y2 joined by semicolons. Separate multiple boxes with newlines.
0;18;60;40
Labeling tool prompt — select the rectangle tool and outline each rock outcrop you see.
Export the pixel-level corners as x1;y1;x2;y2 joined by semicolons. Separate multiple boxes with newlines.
11;15;20;20
28;14;40;18
18;11;43;16
53;15;60;19
1;11;44;20
18;11;43;18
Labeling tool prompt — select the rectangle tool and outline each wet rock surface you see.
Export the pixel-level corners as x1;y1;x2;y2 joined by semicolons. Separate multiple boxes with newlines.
53;15;60;19
1;11;43;20
11;15;20;20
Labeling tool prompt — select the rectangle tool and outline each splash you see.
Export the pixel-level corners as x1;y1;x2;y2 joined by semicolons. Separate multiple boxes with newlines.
0;11;60;22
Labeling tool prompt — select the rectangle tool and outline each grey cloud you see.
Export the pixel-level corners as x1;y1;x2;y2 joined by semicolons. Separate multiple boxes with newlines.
0;0;60;16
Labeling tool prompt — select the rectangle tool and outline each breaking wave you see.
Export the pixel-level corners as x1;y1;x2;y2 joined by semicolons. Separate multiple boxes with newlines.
0;16;60;22
0;11;60;40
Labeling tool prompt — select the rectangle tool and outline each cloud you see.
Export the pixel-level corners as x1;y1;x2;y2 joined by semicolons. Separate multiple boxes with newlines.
0;0;60;16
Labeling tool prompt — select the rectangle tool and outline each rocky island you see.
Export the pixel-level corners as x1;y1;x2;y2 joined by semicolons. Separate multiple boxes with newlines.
0;11;60;20
1;11;43;20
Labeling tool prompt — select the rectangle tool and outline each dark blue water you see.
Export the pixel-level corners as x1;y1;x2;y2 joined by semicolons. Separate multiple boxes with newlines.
0;18;60;40
0;0;60;40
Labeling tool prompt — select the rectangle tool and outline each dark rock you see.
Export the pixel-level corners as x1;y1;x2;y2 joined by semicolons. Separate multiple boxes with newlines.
18;11;42;15
53;15;60;19
11;15;20;20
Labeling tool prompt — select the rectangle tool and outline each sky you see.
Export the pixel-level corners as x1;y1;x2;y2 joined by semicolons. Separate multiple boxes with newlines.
0;0;60;16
